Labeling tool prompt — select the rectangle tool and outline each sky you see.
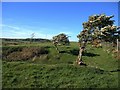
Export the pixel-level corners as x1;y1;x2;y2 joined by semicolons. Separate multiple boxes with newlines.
1;2;118;41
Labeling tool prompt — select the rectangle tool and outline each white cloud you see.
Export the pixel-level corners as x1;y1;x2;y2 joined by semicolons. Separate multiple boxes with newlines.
1;24;78;41
58;31;72;35
1;24;57;39
2;24;20;30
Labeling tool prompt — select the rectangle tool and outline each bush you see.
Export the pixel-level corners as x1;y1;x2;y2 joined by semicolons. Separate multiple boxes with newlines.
2;46;49;61
7;52;29;61
22;47;48;55
2;46;24;59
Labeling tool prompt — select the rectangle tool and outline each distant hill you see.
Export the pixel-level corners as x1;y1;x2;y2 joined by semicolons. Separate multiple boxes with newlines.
1;38;51;43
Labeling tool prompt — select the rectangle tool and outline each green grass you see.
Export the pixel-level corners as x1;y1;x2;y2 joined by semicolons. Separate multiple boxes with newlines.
2;42;119;88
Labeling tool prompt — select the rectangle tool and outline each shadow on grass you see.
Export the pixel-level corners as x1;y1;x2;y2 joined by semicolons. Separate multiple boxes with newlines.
44;46;51;48
83;52;100;57
69;49;79;56
110;69;120;72
59;49;100;57
59;49;79;56
59;51;67;53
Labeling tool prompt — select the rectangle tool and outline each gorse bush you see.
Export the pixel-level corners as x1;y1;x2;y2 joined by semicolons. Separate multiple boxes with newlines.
2;46;24;59
7;52;30;61
22;47;49;55
2;46;49;61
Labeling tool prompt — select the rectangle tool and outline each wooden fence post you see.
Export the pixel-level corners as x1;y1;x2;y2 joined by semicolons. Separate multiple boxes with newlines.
117;39;119;52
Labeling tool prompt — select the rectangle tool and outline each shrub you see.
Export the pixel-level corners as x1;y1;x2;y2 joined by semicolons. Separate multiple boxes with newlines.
22;47;48;55
7;52;29;61
2;46;24;59
2;46;49;61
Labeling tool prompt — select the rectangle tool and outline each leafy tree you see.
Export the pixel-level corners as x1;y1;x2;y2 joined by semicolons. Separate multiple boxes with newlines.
52;33;70;53
77;14;119;65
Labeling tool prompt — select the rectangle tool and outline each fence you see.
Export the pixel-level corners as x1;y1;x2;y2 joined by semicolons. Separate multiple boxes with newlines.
118;42;120;51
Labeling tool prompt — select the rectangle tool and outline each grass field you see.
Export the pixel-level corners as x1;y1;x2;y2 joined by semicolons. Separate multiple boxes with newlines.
2;42;119;88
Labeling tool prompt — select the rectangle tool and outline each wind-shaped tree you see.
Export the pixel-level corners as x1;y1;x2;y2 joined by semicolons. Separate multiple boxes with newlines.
52;33;70;53
77;14;119;65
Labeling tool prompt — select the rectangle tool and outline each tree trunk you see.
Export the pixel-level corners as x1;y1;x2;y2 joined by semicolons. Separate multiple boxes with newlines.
55;45;60;53
77;47;84;62
77;41;87;65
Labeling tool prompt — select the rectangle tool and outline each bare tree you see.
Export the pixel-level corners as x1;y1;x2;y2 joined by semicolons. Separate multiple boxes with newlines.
30;33;35;44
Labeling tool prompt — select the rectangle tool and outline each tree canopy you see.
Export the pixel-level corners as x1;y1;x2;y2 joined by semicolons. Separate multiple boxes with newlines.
76;14;119;65
52;33;70;46
52;33;70;53
77;14;118;43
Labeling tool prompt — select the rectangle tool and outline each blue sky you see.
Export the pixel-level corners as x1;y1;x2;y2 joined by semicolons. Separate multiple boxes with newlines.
2;2;118;41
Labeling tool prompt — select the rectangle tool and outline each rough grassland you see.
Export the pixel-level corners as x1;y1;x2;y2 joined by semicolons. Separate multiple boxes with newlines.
2;42;119;88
